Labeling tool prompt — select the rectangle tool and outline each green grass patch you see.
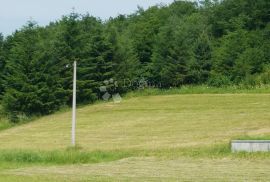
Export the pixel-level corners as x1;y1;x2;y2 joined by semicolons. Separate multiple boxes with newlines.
140;144;270;159
0;149;134;165
125;85;270;98
1;144;269;165
234;135;270;140
0;105;12;130
0;117;14;131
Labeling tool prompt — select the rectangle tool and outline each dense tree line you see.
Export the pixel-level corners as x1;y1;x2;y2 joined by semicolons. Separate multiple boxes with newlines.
0;0;269;119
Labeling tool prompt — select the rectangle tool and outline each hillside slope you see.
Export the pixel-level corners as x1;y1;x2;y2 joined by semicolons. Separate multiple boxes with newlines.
1;94;270;181
0;94;270;151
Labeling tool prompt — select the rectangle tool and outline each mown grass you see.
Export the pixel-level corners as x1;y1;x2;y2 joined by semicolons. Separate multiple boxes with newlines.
1;85;270;132
1;94;270;151
0;91;270;181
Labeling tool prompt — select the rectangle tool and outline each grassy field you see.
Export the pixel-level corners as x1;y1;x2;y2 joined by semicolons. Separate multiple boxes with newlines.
0;92;270;181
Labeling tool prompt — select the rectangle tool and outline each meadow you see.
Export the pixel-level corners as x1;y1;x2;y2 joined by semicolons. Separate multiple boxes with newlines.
0;89;270;181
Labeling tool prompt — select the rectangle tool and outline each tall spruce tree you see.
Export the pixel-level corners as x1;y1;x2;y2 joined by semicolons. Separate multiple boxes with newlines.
0;33;5;96
151;17;190;88
77;15;114;103
3;22;63;118
188;32;212;83
52;12;81;104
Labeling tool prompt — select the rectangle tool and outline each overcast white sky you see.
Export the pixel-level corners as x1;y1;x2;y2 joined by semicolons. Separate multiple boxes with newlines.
0;0;175;36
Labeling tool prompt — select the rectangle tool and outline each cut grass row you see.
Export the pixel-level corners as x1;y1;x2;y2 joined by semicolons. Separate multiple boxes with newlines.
2;157;270;182
1;144;269;165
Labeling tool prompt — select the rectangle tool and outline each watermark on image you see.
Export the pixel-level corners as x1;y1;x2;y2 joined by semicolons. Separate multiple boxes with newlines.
99;77;162;103
123;78;162;89
99;78;122;103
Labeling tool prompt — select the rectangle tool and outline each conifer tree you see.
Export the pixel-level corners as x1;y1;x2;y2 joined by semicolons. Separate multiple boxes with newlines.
151;17;190;88
3;22;63;118
188;32;212;83
52;13;81;104
0;33;5;96
77;15;114;102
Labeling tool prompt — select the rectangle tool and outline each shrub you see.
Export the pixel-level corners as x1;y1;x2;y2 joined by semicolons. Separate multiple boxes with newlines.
207;74;231;87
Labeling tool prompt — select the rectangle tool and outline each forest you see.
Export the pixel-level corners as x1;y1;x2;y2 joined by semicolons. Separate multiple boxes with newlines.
0;0;270;119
